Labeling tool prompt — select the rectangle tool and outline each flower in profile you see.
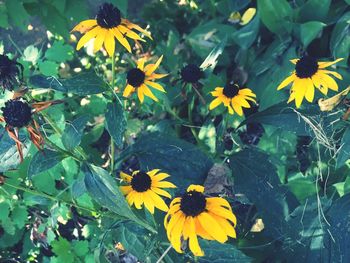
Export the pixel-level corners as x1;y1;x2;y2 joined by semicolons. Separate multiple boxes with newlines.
120;169;176;214
180;64;203;84
72;3;152;56
123;56;167;103
209;82;256;115
0;54;23;92
277;56;343;108
164;185;237;256
0;98;60;162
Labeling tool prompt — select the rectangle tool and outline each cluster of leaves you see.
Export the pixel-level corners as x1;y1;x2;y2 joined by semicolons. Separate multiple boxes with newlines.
1;0;350;262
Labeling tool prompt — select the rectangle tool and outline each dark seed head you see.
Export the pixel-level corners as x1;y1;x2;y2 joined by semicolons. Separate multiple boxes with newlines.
131;171;152;192
127;68;146;87
223;82;239;98
180;190;207;217
295;56;318;78
96;3;121;29
1;99;32;128
0;54;22;92
180;64;202;83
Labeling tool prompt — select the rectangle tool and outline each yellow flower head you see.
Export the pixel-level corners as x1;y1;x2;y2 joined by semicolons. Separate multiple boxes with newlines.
209;83;257;115
277;56;343;108
120;169;176;214
123;56;168;103
72;3;152;56
164;185;237;257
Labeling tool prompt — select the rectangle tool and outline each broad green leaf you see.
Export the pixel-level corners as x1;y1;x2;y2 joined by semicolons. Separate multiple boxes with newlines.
0;4;9;28
45;40;74;63
229;148;298;237
300;21;325;47
119;132;213;189
232;15;260;49
105;102;126;148
62;115;90;151
336;126;350;168
72;240;89;257
29;71;108;95
11;205;28;228
200;36;227;72
298;0;331;22
37;60;59;77
257;0;292;35
330;12;350;66
51;237;75;263
27;149;66;178
240;103;320;136
82;163;138;222
5;0;30;30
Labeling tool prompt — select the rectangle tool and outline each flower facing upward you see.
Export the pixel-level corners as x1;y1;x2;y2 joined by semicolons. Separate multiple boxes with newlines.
0;54;23;92
120;169;176;214
277;56;343;108
209;82;256;115
72;3;152;56
180;64;203;84
123;56;168;103
164;185;237;257
0;99;61;162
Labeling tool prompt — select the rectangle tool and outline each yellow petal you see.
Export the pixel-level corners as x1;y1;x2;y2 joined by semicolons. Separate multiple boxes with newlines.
122;19;152;39
293;78;307;108
137;57;146;70
118;24;144;41
143;191;155;214
231;101;243;116
93;28;107;53
318;58;343;68
76;27;100;50
147;169;160;177
145;80;166;92
206;197;232;211
120;185;132;195
187;185;204;193
134;192;143;209
318;69;342;80
209;97;222;110
188;217;204;256
151;187;172;198
123;84;135;97
304;78;315;102
112;27;131;52
145;55;163;76
209;213;237;238
197;212;228;243
152;172;170;182
277;74;296;90
168;203;181;214
153;181;177;189
233;96;250;108
318;73;339;91
195;217;214;240
72;19;97;33
137;86;145;103
141;84;159;102
148;73;168;80
239;88;256;97
126;191;135;205
165;210;182;236
120;171;132;182
104;30;115;57
239;8;256;26
170;214;186;253
148;190;169;212
290;59;299;64
206;205;237;226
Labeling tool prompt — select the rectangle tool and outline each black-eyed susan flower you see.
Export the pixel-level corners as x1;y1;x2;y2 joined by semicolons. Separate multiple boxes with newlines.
123;56;167;103
0;98;60;162
277;56;343;108
209;82;256;115
164;185;237;257
0;54;23;92
180;64;203;84
119;169;176;214
72;3;151;56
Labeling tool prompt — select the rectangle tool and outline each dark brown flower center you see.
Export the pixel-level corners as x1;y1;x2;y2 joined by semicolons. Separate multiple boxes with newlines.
127;68;145;87
295;56;318;78
96;3;121;29
131;171;152;192
223;83;239;98
0;54;22;92
180;190;207;217
1;99;32;128
180;64;202;83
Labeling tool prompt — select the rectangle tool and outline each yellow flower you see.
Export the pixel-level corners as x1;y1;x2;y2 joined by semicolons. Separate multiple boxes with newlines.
120;169;176;214
72;3;151;56
164;185;237;257
123;56;167;103
277;56;343;108
209;83;256;115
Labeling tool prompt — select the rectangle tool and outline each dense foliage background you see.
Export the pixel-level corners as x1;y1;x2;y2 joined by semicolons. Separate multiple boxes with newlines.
1;0;350;262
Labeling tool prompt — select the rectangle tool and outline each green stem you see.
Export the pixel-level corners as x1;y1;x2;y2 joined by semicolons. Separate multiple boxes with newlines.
110;51;116;173
188;100;200;144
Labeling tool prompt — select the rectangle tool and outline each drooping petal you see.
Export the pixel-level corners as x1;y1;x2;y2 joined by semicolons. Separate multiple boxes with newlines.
277;74;296;90
76;27;100;50
143;191;155;214
293;78;307;108
231;100;243;116
195;217;214;240
104;30;116;57
318;69;342;80
137;86;145;103
170;214;186;253
209;213;237;238
206;197;232;211
206;205;237;226
151;187;172;198
93;28;107;53
197;212;228;243
133;192;143;209
117;24;145;41
188;217;204;256
123;84;135;97
141;84;159;102
148;190;169;212
120;185;132;195
112;27;131;52
122;19;152;39
304;78;315;102
318;73;339;91
318;58;343;69
239;88;256;97
145;80;166;92
145;55;163;76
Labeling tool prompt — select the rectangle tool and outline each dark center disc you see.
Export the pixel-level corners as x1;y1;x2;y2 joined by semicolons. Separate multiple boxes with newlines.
96;3;122;28
295;56;318;78
1;100;32;128
131;171;152;192
180;190;207;217
127;68;146;87
223;82;240;98
180;64;202;83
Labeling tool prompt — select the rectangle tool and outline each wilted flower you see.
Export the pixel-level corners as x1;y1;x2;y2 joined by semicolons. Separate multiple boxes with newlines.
0;54;23;92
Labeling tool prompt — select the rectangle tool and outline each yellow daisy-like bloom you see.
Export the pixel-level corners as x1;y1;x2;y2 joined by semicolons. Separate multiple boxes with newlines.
277;56;343;108
72;3;151;56
120;169;176;214
209;82;257;115
164;185;237;257
123;56;168;103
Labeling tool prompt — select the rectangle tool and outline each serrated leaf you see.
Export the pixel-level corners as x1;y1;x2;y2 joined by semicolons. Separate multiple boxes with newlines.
62;115;90;151
29;71;108;95
105;102;126;148
27;149;66;178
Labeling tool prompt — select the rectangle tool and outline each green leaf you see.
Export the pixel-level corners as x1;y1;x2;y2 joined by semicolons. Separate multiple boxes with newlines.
330;12;350;66
51;237;75;263
45;40;74;63
82;163;137;221
300;21;325;47
72;240;89;257
199;240;252;262
120;132;213;189
5;0;30;30
200;37;227;72
257;0;292;34
240;103;320;136
27;149;66;178
11;206;28;228
229;148;298;237
105;102;126;148
337;127;350;168
37;60;59;77
0;128;30;173
0;4;9;28
232;15;260;49
62;115;90;151
298;0;331;22
29;71;108;95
